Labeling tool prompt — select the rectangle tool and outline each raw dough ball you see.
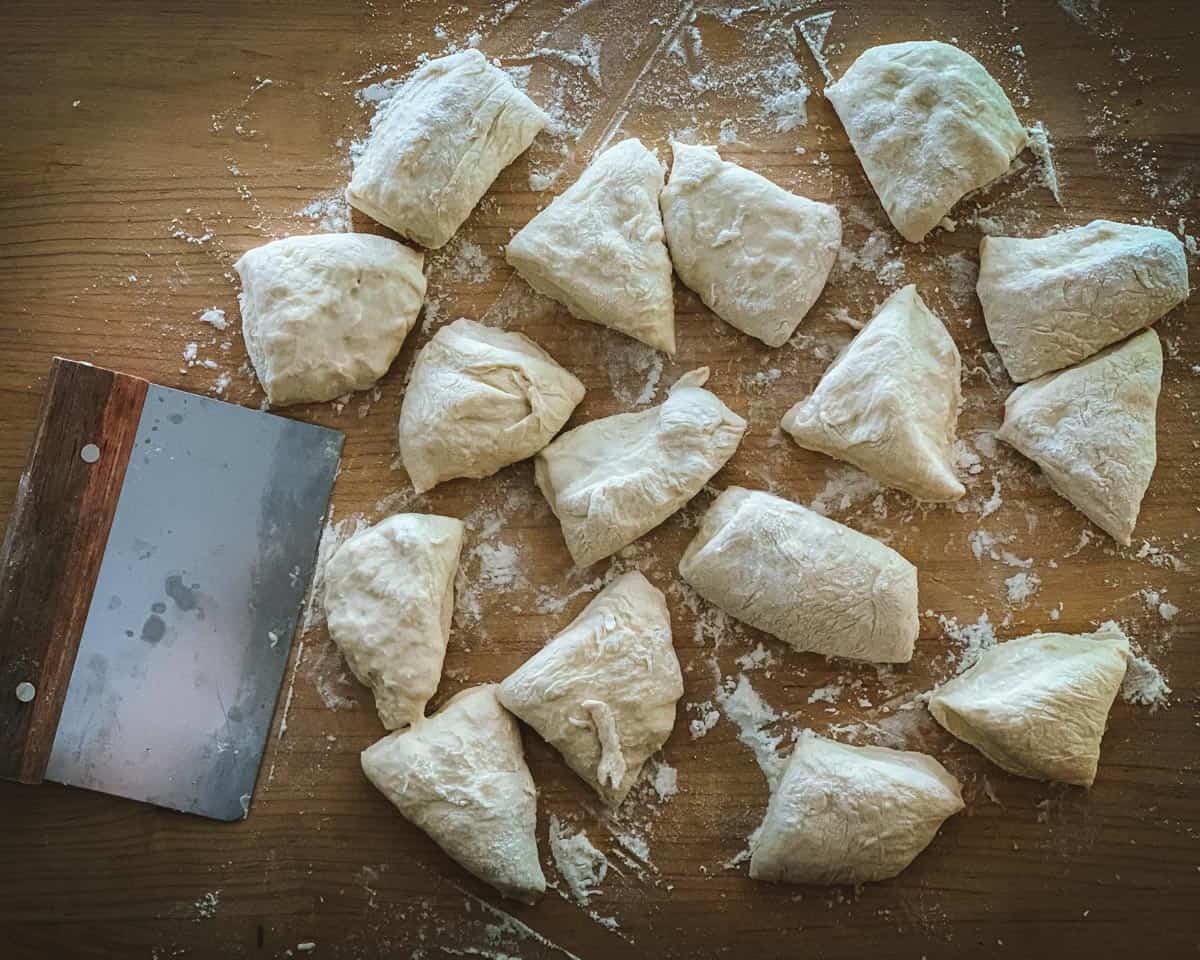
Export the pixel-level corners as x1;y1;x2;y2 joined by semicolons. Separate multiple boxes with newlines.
535;368;746;566
927;623;1130;786
324;513;464;730
361;684;546;902
826;41;1027;243
660;141;842;347
235;233;425;406
781;284;965;502
749;733;964;885
347;50;547;249
398;318;586;494
679;486;918;663
497;571;682;808
978;219;1189;382
997;330;1161;544
506;138;676;353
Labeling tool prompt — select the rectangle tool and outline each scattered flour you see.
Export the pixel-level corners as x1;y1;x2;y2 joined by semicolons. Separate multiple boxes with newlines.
810;466;881;516
198;307;228;330
549;816;608;905
297;194;350;232
1026;121;1064;204
193;891;220;921
606;337;663;407
715;674;786;788
687;700;721;739
935;611;997;673
1121;653;1171;711
1005;570;1041;605
651;760;679;801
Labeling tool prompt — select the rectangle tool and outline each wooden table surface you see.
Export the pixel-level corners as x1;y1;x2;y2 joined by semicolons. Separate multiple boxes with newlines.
1;1;1198;957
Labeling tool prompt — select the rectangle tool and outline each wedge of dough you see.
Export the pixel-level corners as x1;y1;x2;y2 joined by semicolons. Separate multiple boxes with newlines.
997;330;1161;544
506;138;676;353
826;41;1027;243
978;220;1189;382
535;368;746;566
749;733;964;885
660;141;842;347
398;318;586;494
497;571;682;808
347;50;548;249
781;284;964;502
927;623;1130;786
324;513;464;730
361;684;546;902
679;487;918;663
235;233;425;406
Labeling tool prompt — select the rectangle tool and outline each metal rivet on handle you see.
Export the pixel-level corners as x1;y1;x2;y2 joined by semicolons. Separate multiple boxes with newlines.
15;681;35;703
80;443;100;463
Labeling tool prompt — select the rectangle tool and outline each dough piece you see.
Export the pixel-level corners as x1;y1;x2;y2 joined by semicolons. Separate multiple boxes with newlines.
660;142;842;347
347;50;547;249
826;41;1027;243
927;623;1130;786
535;368;746;566
749;733;964;885
506;138;676;353
497;572;682;807
978;220;1189;382
997;330;1161;544
361;684;546;902
235;233;425;406
398;318;586;494
324;513;464;729
679;487;918;663
780;284;965;502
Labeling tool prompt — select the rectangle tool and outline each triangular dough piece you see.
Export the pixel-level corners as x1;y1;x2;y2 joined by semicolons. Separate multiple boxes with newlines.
749;733;964;885
362;685;546;901
997;330;1162;544
506;138;676;353
826;41;1027;242
535;368;746;566
660;142;842;347
398;318;585;493
927;623;1130;786
325;514;464;729
781;284;965;502
497;572;682;807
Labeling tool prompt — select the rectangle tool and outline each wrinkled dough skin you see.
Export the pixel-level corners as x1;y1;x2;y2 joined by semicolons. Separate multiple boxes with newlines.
997;330;1161;545
978;220;1189;382
506;138;677;353
927;624;1130;786
749;734;964;885
347;49;547;249
660;142;842;347
235;233;425;406
679;487;918;663
497;572;683;808
535;368;746;566
360;685;546;902
781;284;965;502
324;514;464;730
826;41;1027;243
398;318;585;494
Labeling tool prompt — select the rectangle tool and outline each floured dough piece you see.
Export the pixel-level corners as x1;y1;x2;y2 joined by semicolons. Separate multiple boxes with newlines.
997;330;1161;544
235;233;425;406
324;513;464;729
497;572;682;807
398;318;585;494
535;368;746;566
660;142;842;347
978;220;1189;382
826;41;1027;242
781;284;965;502
347;50;547;249
506;138;676;353
749;733;964;885
928;623;1130;786
679;487;917;663
361;684;546;902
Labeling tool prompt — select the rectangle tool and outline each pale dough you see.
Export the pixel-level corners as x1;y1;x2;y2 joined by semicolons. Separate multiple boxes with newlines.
535;368;746;566
398;318;586;494
659;141;842;347
679;486;918;663
235;233;425;406
781;284;964;502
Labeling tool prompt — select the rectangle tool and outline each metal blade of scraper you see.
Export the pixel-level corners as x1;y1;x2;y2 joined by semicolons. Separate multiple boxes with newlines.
43;381;342;821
